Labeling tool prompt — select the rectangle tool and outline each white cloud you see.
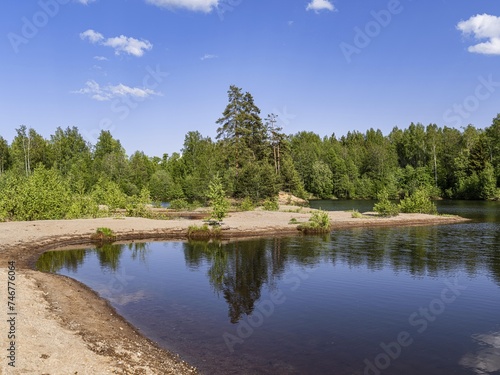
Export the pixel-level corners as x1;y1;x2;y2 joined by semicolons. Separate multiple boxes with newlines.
80;29;104;44
145;0;219;13
306;0;335;13
93;56;108;61
103;35;153;57
457;14;500;55
76;0;96;4
201;53;218;61
73;80;161;101
80;29;152;57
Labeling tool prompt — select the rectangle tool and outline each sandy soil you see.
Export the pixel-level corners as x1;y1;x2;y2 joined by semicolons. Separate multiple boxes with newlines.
0;209;469;374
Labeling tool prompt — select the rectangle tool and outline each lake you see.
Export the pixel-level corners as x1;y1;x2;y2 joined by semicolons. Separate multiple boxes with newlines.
36;201;500;375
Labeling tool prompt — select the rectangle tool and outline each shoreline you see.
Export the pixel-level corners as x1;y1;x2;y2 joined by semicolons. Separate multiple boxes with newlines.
0;209;470;374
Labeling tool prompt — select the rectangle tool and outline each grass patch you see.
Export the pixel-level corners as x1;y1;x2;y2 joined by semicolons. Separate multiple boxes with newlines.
438;213;460;218
187;224;222;239
350;209;365;219
90;227;116;242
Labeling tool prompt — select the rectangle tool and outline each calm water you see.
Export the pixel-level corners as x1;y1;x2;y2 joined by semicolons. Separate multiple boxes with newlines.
36;201;500;375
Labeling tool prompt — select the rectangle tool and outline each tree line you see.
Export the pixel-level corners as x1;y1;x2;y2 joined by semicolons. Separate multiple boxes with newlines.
1;85;499;220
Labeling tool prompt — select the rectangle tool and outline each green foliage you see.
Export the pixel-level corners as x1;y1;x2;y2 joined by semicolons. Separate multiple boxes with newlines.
310;160;333;199
66;194;100;219
126;187;152;217
262;197;279;211
235;161;280;200
288;217;299;224
2;89;500;226
169;198;190;210
298;210;331;233
207;174;230;223
0;136;10;174
239;197;255;211
479;163;498;200
398;188;437;215
373;190;400;217
310;210;331;228
0;172;26;221
354;175;375;199
4;166;71;221
91;178;127;211
400;165;440;198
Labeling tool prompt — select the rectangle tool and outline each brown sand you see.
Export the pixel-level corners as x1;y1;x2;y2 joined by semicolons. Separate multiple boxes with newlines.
0;209;469;374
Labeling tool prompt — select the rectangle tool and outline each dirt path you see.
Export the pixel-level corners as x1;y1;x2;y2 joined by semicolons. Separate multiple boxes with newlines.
0;209;469;374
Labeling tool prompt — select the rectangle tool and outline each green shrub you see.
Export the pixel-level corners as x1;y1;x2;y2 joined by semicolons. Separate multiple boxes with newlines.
91;178;127;211
207;174;230;223
289;217;299;224
126;187;152;217
240;197;255;211
66;194;100;219
298;210;331;233
169;198;190;210
16;167;72;221
0;172;27;221
373;190;400;217
262;198;279;211
398;188;437;215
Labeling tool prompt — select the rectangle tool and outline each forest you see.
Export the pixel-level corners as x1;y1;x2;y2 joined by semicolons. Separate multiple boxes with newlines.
1;85;499;221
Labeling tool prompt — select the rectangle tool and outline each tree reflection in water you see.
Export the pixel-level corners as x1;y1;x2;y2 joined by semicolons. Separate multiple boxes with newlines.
183;236;331;323
36;242;150;273
36;226;500;326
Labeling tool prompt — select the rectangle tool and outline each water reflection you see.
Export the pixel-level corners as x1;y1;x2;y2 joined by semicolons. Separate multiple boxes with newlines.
35;216;500;375
38;226;500;326
184;239;280;323
460;331;500;374
37;242;151;273
36;248;86;273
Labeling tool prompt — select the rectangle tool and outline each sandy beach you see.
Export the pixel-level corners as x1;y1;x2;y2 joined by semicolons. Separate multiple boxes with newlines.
0;209;469;374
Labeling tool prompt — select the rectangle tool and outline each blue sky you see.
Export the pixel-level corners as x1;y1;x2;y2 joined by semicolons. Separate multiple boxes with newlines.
1;0;500;156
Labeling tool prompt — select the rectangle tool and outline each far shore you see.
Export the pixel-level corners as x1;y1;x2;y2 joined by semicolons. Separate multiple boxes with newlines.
0;208;470;374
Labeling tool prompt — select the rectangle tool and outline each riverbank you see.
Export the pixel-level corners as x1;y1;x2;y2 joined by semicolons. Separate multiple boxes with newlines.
0;208;469;374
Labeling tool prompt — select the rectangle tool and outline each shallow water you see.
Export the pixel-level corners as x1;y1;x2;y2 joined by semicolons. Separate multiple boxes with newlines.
37;201;500;374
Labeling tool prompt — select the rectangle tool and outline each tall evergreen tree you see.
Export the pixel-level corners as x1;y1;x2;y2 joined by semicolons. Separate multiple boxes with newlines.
216;85;268;168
